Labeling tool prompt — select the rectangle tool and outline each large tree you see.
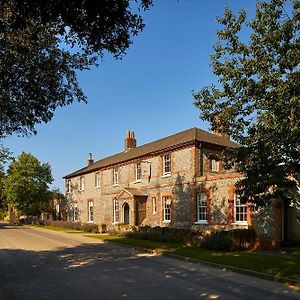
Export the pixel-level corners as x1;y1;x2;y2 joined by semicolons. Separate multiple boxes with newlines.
193;0;300;206
4;152;53;215
0;0;152;137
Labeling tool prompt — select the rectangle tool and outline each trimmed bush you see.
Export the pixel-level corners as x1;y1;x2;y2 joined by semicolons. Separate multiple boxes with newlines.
42;220;99;233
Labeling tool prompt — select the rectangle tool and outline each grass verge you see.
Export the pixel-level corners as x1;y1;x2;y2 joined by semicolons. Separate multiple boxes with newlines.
86;234;300;281
31;224;84;233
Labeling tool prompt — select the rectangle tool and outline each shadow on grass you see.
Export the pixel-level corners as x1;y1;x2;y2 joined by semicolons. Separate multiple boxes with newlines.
85;234;300;281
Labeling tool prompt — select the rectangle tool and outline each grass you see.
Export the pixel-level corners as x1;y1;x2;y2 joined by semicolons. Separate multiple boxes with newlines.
86;234;300;281
31;224;84;233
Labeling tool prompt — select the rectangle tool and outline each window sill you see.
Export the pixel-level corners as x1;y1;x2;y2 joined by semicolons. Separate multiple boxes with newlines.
194;221;208;225
163;220;171;224
134;180;142;184
231;222;248;226
113;184;119;187
161;174;171;178
113;222;119;225
87;221;94;224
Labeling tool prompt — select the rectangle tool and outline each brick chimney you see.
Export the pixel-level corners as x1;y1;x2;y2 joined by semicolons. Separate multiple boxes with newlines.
125;130;137;152
87;152;94;166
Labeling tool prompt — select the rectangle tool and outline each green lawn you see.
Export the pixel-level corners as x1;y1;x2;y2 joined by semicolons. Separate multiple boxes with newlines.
86;234;300;281
32;224;84;233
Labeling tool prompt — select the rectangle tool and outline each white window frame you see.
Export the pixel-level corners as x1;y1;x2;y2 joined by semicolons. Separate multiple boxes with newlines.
113;168;119;186
135;162;142;183
195;193;208;224
95;172;100;188
163;196;171;222
234;194;247;224
73;203;78;222
210;159;220;172
88;201;94;223
67;179;71;193
113;198;119;224
162;154;171;177
79;176;85;191
152;197;157;214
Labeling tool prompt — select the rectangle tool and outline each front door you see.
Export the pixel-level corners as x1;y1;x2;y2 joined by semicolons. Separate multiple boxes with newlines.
123;203;130;225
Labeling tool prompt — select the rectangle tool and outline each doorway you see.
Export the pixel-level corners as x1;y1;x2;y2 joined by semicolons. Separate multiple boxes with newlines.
123;202;130;225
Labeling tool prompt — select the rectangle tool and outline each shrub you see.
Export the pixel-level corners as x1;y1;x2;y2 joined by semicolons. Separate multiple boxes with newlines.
200;230;235;251
125;226;192;244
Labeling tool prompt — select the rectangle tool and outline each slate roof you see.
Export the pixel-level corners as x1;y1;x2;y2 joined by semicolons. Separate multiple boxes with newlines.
64;127;238;179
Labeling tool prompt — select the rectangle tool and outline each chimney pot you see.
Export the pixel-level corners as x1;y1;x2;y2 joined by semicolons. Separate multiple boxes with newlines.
125;130;137;152
88;152;94;166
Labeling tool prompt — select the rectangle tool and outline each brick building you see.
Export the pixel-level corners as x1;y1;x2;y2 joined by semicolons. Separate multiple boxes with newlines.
64;127;300;243
65;128;247;227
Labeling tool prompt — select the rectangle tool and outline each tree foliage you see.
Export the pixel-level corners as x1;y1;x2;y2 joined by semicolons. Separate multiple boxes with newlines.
4;152;53;215
194;0;300;206
0;0;152;137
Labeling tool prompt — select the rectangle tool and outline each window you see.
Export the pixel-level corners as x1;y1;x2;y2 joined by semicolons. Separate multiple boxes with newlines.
196;193;208;223
79;176;85;191
88;201;94;223
66;179;71;193
163;196;171;222
113;198;119;223
135;162;142;182
113;168;119;186
152;197;157;214
162;154;171;176
95;172;100;188
73;203;78;222
210;159;220;172
234;194;247;223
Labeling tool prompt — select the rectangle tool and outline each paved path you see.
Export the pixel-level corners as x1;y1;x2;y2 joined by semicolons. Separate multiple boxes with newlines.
0;223;299;300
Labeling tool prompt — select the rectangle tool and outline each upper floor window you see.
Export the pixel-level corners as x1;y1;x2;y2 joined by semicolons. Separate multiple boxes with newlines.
135;162;142;182
79;176;85;191
199;149;204;176
196;193;208;223
66;179;71;193
162;154;171;176
113;198;119;224
113;168;119;186
163;196;172;222
210;159;220;172
95;172;100;188
88;201;94;223
234;194;247;224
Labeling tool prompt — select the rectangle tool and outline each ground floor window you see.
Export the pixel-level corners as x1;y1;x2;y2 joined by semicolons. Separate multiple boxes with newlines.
73;203;78;222
163;196;171;222
234;194;247;223
88;201;94;223
196;193;208;223
113;198;119;223
152;197;157;214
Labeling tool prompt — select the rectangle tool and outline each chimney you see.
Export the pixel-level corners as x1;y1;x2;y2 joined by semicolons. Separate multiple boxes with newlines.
125;130;137;152
213;113;229;139
87;152;94;166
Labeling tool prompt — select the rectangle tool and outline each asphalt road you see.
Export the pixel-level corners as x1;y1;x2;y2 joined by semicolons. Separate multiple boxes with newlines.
0;222;299;300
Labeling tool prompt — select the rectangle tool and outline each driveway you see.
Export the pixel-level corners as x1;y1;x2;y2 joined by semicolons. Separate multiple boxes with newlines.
0;222;299;300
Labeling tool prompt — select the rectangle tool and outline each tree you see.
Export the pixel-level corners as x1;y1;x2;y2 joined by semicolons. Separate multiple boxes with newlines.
4;152;53;215
0;0;152;137
193;0;300;206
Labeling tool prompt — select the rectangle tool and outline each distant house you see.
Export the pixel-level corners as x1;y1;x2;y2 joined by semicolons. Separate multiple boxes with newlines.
64;127;300;246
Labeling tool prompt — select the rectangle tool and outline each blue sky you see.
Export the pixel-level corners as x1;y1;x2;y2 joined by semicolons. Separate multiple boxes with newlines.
3;0;256;192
